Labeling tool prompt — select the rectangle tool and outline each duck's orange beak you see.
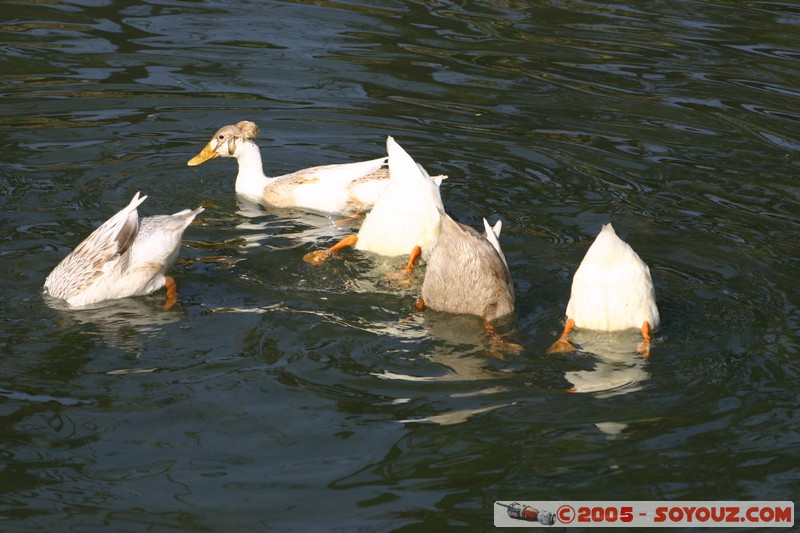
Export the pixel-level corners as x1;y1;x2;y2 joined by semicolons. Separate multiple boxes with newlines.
187;143;219;166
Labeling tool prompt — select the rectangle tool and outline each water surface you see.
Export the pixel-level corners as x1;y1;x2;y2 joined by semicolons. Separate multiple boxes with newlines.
2;1;799;530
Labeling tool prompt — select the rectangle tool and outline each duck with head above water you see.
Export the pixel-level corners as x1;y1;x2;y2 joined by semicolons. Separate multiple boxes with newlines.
187;120;389;215
549;223;659;356
44;192;203;310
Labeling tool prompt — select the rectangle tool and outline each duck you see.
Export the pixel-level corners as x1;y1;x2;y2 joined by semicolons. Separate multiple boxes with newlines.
44;192;203;310
416;213;514;323
549;223;659;356
303;135;446;275
187;120;389;215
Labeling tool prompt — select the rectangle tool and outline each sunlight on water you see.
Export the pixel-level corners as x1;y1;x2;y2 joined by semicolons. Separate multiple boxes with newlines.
1;0;798;530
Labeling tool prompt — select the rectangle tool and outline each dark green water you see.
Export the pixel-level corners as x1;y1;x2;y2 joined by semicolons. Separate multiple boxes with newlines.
2;1;799;530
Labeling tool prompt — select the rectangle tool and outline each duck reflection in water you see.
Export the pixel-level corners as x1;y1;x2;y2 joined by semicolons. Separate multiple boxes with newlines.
374;313;515;426
376;313;513;383
558;330;651;440
44;295;186;355
560;329;650;398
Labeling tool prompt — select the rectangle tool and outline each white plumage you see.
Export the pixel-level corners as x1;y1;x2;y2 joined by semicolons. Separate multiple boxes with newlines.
44;193;202;307
303;136;447;267
566;223;659;331
187;120;388;214
354;136;445;258
551;223;659;355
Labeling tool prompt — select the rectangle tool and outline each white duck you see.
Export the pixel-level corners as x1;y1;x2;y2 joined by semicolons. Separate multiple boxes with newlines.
303;136;446;274
417;213;514;323
549;223;659;356
44;192;203;309
187;120;388;215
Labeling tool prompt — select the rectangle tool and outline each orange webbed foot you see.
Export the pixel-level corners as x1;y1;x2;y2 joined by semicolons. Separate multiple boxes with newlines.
163;275;178;311
547;337;577;354
484;320;523;358
303;234;358;265
547;318;576;354
637;341;651;358
638;321;653;358
303;249;334;265
488;336;524;358
547;339;577;355
385;246;422;285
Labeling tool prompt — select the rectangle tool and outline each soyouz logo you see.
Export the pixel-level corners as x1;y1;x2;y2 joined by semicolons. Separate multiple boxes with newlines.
652;505;791;524
495;502;556;525
493;501;794;528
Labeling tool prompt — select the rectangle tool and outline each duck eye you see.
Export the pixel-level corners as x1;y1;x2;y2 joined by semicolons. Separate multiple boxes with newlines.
218;135;224;139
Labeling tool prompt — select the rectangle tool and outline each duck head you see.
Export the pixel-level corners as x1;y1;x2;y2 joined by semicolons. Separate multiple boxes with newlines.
187;120;260;166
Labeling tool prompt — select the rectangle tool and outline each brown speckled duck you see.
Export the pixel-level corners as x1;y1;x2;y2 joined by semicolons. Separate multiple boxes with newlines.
417;212;515;323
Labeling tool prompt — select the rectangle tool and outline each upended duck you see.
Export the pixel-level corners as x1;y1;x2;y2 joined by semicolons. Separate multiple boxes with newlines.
187;120;388;215
549;223;659;356
417;214;514;323
44;192;203;310
303;136;446;277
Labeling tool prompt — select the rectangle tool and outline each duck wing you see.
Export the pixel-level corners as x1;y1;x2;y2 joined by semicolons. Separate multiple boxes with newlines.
44;193;146;300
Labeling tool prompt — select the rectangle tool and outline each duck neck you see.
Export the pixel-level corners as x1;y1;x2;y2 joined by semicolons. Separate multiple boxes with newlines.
234;140;272;200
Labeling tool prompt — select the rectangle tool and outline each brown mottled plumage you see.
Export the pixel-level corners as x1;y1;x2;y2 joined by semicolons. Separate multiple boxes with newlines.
420;212;514;322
